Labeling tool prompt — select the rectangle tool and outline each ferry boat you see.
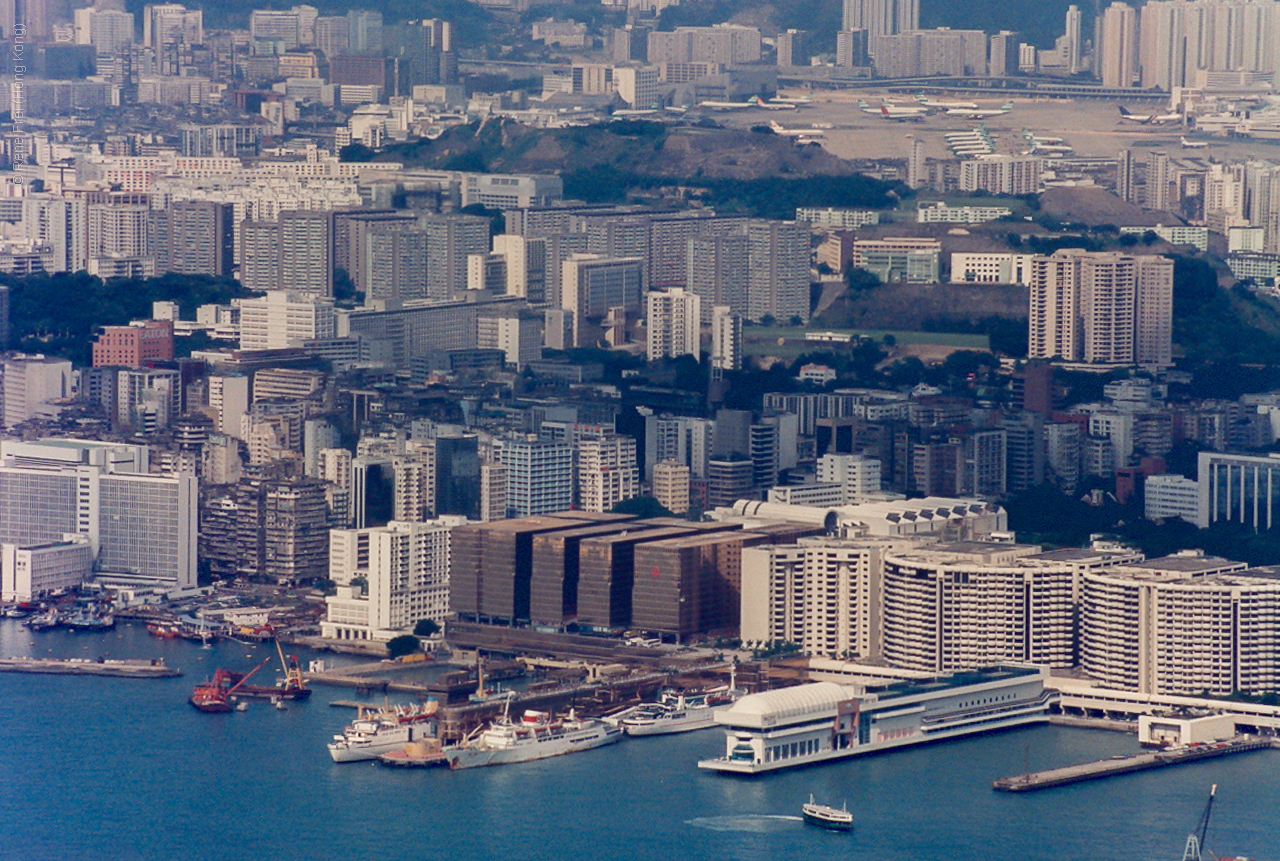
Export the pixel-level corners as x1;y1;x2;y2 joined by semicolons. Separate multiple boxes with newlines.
446;700;622;769
328;702;439;763
699;664;1057;775
802;795;853;831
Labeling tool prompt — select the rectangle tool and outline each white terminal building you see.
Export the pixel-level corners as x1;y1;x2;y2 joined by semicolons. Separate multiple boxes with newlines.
699;665;1055;775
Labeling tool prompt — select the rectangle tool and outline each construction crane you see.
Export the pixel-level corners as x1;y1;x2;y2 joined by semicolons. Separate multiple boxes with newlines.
1181;784;1217;861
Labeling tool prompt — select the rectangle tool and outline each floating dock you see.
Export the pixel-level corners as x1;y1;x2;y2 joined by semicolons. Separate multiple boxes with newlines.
993;736;1277;792
0;657;180;678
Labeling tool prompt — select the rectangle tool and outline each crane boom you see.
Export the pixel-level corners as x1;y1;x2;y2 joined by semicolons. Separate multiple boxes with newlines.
1181;784;1217;861
226;657;271;697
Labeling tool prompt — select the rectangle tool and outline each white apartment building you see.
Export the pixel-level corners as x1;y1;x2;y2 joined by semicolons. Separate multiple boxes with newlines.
917;202;1013;224
322;516;465;641
710;305;741;373
1080;557;1280;696
1027;250;1173;365
206;374;250;439
0;354;72;429
646;287;701;361
477;312;543;369
1144;473;1199;522
881;545;1079;671
950;252;1034;285
817;453;882;500
238;291;337;351
959;155;1044;196
496;437;573;517
741;537;898;659
644;414;715;480
652;459;691;514
795;208;881;229
480;460;507;522
1120;224;1209;251
577;435;639;513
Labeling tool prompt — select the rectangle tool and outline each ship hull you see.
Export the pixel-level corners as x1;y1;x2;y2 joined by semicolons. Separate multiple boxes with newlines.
623;709;717;736
448;723;622;769
329;720;436;763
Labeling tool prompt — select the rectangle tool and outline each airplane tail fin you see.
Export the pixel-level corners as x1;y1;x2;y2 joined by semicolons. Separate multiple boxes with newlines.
1118;105;1130;116
881;104;890;116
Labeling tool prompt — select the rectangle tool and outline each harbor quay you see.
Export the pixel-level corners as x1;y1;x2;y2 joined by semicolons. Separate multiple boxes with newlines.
0;656;181;678
992;737;1280;792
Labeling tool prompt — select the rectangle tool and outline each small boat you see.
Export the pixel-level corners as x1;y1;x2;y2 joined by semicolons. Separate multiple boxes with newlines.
802;795;853;831
4;606;29;619
146;623;181;639
24;609;59;630
235;701;249;712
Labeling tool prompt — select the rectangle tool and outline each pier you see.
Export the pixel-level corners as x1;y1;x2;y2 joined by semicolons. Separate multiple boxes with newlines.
0;657;181;679
993;736;1278;792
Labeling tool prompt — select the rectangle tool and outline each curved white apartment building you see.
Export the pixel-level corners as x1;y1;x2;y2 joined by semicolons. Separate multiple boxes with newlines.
1081;567;1280;696
882;551;1078;671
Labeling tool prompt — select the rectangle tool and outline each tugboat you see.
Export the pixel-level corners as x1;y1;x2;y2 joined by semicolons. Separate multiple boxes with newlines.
802;795;853;831
189;657;271;713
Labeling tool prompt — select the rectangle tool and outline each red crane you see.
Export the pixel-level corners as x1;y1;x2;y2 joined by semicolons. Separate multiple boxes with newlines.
189;657;272;713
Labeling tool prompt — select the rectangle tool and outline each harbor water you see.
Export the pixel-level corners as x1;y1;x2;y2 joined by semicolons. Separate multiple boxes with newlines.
2;621;1278;861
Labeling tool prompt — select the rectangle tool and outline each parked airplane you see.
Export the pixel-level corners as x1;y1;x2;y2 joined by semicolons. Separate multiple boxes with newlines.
771;94;812;104
613;109;659;118
751;96;797;110
1117;105;1182;124
698;99;755;111
859;100;927;121
916;93;978;109
768;119;826;137
1180;136;1209;148
946;101;1014;118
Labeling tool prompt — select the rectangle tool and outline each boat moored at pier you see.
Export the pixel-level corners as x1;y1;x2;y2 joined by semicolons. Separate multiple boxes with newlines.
328;702;440;763
447;699;622;769
699;665;1057;775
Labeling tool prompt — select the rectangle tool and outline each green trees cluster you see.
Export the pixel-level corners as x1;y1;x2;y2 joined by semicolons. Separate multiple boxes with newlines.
3;271;255;366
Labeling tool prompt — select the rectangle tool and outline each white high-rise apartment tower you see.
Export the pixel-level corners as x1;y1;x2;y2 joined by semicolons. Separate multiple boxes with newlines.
842;0;918;42
646;288;701;361
1027;250;1173;366
1099;2;1138;88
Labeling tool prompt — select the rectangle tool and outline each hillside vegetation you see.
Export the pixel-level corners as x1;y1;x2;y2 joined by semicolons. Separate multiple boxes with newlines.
353;120;897;217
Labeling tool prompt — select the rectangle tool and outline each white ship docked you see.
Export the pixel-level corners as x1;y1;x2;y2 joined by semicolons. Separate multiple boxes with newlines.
620;691;732;736
699;665;1057;775
328;702;439;763
447;703;622;769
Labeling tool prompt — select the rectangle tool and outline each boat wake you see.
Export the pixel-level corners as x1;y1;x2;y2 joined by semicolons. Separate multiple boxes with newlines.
685;815;804;833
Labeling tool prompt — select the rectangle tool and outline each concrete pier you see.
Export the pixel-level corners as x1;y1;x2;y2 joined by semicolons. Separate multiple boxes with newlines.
0;657;180;678
993;736;1277;792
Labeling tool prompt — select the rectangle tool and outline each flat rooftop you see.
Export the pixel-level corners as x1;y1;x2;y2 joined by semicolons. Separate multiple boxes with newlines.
1032;547;1141;562
870;665;1042;702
